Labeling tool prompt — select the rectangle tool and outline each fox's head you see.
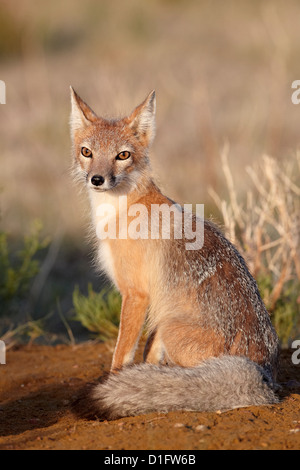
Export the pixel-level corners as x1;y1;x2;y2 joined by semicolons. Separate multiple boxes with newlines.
70;88;156;194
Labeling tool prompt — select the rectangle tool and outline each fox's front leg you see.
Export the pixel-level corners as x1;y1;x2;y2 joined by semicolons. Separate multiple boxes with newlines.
111;290;149;372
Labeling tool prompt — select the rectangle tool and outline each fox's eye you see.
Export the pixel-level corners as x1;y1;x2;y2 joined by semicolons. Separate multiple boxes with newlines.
81;147;92;158
116;151;131;160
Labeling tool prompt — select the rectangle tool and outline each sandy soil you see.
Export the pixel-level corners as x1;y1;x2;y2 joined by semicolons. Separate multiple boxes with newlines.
0;342;299;450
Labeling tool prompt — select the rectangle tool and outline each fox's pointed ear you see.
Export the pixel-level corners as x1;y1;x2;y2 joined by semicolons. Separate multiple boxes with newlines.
70;87;98;136
127;90;156;145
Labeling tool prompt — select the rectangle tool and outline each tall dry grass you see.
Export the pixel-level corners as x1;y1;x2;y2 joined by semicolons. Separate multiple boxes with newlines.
210;149;300;345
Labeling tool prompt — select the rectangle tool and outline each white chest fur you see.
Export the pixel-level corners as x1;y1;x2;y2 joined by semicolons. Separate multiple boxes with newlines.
89;190;121;287
97;240;117;286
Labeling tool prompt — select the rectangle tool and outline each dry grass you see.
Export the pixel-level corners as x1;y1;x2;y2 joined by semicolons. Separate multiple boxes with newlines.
210;149;300;283
210;149;300;344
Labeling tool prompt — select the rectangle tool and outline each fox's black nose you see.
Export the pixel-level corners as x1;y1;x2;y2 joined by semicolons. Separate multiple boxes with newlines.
91;175;105;186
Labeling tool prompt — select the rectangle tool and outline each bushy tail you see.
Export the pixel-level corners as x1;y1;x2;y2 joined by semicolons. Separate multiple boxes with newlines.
73;356;279;420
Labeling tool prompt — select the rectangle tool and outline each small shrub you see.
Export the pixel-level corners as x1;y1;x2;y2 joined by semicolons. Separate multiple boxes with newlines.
257;274;300;347
0;220;50;346
73;284;121;341
0;220;49;316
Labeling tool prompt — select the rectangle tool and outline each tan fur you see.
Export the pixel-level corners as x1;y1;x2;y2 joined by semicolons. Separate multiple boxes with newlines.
70;88;279;386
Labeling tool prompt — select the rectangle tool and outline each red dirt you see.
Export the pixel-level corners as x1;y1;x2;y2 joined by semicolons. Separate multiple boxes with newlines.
0;342;299;450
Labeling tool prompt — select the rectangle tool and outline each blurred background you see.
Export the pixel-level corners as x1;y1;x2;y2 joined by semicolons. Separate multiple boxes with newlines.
0;0;299;343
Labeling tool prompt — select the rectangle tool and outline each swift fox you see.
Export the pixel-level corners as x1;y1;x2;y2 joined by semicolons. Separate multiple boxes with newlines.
70;88;279;419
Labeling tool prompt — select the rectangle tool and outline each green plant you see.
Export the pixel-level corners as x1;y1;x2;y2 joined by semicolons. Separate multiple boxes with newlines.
73;284;121;341
0;220;50;316
257;274;300;347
